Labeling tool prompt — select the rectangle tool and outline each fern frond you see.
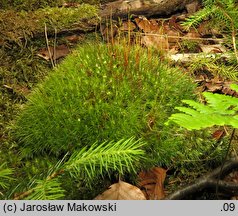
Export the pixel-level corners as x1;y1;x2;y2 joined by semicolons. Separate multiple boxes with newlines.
231;83;238;91
203;92;238;114
166;84;238;130
178;100;214;113
65;137;145;179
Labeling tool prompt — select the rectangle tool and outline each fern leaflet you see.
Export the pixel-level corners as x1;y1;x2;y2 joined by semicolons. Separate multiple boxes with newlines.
166;84;238;130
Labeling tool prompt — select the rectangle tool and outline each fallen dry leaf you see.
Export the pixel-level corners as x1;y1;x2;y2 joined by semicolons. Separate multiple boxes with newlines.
134;17;166;34
100;24;118;42
212;129;226;141
119;21;136;31
135;17;157;33
138;167;167;200
205;82;223;92
65;34;84;43
94;180;146;200
37;44;70;61
199;44;227;54
222;87;237;96
168;16;184;33
3;84;30;96
197;20;222;37
167;29;181;44
141;35;169;50
183;30;201;42
202;78;238;96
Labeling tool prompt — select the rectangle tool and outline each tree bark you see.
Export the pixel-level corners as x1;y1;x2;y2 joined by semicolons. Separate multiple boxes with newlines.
100;0;196;18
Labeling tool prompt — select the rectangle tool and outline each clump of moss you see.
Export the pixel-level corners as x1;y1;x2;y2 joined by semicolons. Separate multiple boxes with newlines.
0;5;99;45
0;0;114;11
0;0;63;11
180;39;201;53
0;0;103;11
14;43;197;166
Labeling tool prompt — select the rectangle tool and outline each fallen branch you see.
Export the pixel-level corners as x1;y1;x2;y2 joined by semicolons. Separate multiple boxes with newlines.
168;53;231;63
100;0;195;18
166;160;238;199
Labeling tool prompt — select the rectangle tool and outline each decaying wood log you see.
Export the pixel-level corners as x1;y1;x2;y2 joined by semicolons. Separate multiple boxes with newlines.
100;0;200;18
1;0;202;45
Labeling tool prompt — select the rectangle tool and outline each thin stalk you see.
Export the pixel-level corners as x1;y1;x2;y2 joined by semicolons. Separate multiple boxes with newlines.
44;23;55;68
219;6;238;63
53;27;57;66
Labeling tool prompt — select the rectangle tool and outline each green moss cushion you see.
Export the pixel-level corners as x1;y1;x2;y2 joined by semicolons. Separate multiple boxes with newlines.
14;44;196;164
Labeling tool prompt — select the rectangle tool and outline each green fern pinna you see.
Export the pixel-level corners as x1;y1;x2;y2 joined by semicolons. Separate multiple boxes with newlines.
166;84;238;130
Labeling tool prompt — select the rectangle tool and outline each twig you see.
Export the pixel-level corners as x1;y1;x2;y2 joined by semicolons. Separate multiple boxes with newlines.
14;189;35;200
216;129;236;197
44;23;55;68
53;27;57;66
129;31;224;42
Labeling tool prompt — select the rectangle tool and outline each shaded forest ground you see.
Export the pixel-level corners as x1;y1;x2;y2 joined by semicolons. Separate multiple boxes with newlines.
1;0;238;200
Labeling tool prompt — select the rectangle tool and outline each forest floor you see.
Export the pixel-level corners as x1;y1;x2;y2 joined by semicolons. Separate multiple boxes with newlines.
1;1;238;200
